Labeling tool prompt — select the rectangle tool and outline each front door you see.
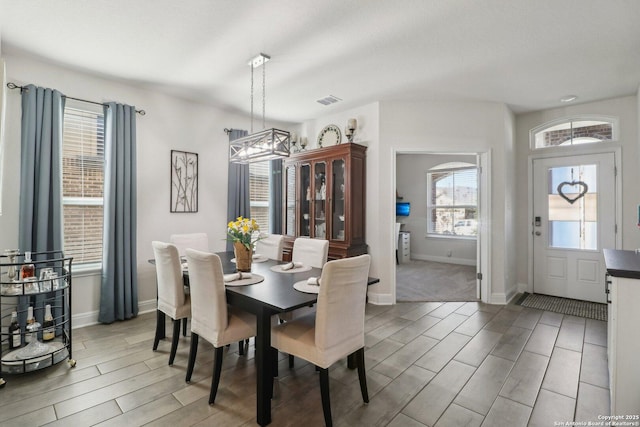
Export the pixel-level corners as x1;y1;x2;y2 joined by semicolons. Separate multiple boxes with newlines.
532;153;616;303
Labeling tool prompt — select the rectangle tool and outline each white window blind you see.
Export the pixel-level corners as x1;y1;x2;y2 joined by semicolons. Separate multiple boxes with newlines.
249;161;270;232
427;165;478;237
62;107;105;265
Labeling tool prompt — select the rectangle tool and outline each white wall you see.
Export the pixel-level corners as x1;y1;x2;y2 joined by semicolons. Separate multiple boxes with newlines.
379;100;516;304
514;95;639;290
0;53;294;326
396;153;477;264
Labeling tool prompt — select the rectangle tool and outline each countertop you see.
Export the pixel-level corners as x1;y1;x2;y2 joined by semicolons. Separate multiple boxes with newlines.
603;248;640;279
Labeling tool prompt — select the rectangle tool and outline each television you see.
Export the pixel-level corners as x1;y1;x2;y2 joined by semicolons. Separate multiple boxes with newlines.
396;202;410;216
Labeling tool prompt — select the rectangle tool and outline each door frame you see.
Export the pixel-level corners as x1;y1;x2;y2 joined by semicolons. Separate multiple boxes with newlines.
527;146;622;295
393;149;491;304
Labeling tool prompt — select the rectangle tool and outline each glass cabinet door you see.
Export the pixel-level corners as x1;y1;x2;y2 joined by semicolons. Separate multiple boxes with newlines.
300;164;311;237
332;158;346;241
285;165;296;236
313;162;327;239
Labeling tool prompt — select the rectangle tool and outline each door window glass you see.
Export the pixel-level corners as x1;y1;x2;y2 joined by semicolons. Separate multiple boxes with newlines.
547;164;597;250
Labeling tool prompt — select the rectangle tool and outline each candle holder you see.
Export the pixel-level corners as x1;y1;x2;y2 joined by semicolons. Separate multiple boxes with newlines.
345;118;357;143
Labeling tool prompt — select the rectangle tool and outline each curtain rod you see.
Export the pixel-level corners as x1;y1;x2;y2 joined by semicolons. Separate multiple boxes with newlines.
6;82;146;115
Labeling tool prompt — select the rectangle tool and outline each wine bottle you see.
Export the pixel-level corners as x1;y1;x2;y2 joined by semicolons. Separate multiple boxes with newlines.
43;304;55;341
9;311;21;349
20;251;35;279
25;306;35;343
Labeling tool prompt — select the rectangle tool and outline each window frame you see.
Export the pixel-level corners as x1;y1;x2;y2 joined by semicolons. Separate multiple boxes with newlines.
61;102;105;271
426;164;478;240
529;115;618;151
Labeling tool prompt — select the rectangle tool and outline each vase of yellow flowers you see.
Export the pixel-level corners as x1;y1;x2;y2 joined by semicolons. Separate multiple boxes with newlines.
227;216;261;272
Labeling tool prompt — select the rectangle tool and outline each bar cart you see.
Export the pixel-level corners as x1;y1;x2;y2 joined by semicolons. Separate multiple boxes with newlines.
0;250;75;387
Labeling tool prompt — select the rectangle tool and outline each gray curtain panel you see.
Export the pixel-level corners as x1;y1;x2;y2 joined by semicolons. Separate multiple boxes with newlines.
19;84;64;254
99;102;138;323
18;84;65;328
269;159;283;234
226;129;250;251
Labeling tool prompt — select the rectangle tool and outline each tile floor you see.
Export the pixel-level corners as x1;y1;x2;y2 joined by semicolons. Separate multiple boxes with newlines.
0;300;610;426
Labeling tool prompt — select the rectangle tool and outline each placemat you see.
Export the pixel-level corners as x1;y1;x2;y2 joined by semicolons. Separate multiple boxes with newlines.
270;264;312;274
230;254;269;263
293;280;320;294
224;273;265;287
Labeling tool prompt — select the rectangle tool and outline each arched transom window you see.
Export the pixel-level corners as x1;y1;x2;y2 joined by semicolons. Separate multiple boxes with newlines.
530;116;618;150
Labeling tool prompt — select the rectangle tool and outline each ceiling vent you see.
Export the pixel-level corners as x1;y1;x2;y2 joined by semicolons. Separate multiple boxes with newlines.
316;95;342;106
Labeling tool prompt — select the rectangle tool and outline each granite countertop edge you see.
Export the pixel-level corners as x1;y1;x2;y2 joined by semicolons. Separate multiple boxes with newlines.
603;248;640;279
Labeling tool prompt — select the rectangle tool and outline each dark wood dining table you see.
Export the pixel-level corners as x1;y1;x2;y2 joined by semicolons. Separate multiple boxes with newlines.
152;251;379;426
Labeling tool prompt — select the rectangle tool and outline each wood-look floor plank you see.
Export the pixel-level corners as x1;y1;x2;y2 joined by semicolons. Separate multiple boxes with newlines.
373;335;438;379
414;332;471;373
43;400;122;427
401;360;476;426
0;299;612;426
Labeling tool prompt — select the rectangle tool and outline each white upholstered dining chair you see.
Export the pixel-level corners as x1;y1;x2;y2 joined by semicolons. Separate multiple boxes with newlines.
184;249;257;404
271;254;371;426
292;237;329;268
255;233;284;261
169;233;209;257
151;241;191;366
278;237;330;331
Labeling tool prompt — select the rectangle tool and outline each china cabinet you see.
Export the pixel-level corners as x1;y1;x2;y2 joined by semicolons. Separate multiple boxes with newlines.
283;143;367;260
0;250;75;386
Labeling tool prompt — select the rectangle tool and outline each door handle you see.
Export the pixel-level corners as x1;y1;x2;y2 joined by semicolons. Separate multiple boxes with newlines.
535;231;541;236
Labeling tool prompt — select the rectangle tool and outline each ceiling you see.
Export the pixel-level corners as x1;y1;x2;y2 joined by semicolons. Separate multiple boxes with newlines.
1;0;639;123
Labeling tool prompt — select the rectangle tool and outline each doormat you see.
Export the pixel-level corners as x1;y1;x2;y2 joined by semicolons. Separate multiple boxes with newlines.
517;293;607;322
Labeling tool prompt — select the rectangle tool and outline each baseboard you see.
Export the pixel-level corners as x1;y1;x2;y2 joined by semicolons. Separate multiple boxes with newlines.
489;292;508;305
410;254;476;266
72;298;157;329
366;291;394;305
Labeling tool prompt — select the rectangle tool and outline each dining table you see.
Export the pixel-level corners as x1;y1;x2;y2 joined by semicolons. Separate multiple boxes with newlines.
151;251;379;426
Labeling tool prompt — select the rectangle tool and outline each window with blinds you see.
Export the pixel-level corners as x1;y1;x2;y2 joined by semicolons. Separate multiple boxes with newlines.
249;161;270;232
62;106;105;265
427;163;478;237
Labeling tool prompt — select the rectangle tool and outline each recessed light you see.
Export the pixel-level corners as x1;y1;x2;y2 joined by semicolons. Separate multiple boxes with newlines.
560;95;578;103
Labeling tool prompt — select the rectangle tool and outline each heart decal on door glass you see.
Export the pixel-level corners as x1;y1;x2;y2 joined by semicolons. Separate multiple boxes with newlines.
557;181;589;204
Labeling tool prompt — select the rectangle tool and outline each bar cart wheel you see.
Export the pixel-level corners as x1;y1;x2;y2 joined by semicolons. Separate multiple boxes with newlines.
68;359;77;368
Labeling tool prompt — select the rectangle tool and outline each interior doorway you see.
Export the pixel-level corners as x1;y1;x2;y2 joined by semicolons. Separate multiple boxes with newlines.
394;151;490;303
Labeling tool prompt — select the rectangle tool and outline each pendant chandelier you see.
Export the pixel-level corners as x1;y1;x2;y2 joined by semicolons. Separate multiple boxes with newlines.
229;53;290;164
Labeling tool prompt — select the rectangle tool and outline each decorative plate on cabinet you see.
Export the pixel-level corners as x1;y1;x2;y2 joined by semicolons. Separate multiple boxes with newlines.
317;124;341;147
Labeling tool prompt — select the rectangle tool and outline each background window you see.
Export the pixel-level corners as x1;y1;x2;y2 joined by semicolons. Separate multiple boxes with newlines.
62;106;105;265
249;161;270;232
427;164;477;237
532;117;616;149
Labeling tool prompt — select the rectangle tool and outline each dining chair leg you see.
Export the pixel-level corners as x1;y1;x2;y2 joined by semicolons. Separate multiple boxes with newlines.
319;367;333;427
182;318;187;337
209;346;224;404
153;310;164;351
238;340;245;355
355;347;369;403
185;333;199;382
169;319;181;365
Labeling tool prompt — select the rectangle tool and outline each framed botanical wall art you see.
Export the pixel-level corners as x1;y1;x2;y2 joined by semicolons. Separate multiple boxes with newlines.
170;150;198;213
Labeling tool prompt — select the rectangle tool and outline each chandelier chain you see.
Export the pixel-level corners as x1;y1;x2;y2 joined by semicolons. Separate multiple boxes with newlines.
250;64;254;134
262;59;266;130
